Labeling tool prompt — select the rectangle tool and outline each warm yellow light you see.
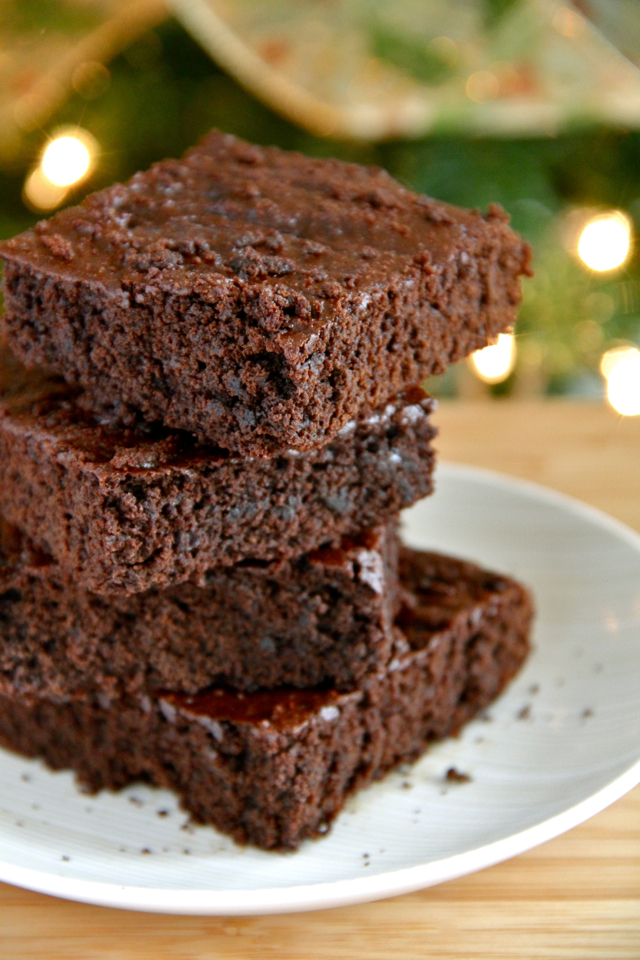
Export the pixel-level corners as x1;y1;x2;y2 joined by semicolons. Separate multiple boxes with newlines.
24;128;98;211
41;132;93;187
577;212;632;272
23;166;68;212
600;346;640;416
471;333;516;384
465;70;500;104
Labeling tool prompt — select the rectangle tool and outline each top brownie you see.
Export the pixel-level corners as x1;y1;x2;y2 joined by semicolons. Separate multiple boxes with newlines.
0;130;532;456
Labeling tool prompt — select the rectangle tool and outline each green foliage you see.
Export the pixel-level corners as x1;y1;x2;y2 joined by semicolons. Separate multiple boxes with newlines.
0;0;102;35
370;25;455;85
483;0;520;28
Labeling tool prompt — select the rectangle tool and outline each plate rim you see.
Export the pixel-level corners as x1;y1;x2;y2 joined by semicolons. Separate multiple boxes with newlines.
1;462;639;915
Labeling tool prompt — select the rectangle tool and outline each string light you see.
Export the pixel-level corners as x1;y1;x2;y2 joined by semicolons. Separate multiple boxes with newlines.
470;333;516;383
600;346;640;416
577;212;632;272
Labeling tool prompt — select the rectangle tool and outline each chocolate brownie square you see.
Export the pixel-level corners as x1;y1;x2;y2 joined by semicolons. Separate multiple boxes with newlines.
0;516;402;698
0;130;531;456
0;548;532;849
0;517;401;698
0;348;435;594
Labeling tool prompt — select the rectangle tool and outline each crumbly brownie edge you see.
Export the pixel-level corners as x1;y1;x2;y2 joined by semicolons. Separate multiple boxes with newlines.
0;522;399;698
0;378;435;594
0;550;533;850
1;218;527;455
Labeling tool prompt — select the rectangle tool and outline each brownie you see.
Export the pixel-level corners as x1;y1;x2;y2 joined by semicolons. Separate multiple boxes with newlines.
0;517;404;699
0;348;435;595
0;548;533;850
0;130;532;456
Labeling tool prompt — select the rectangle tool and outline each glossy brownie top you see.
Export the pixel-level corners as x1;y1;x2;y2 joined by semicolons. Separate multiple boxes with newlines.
0;130;531;322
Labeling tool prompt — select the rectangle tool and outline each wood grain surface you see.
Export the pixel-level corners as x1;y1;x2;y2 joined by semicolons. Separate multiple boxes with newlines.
1;399;639;960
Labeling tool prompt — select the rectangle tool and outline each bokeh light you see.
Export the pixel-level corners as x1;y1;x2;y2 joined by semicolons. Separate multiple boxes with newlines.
471;333;516;383
465;70;500;104
41;134;92;187
23;127;98;212
600;346;640;416
577;212;632;272
22;166;68;212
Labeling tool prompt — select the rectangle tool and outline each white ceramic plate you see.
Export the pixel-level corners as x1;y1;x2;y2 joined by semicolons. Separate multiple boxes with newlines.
1;463;639;915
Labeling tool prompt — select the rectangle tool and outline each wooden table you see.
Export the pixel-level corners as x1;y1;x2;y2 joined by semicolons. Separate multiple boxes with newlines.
1;400;639;960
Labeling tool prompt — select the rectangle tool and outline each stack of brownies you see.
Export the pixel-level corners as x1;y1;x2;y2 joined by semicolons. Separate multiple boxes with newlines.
0;131;533;850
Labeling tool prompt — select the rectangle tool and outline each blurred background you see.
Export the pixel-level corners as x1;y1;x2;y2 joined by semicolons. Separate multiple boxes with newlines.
2;0;640;412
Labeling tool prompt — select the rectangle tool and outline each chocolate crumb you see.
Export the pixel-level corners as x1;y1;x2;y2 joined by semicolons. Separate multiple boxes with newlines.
517;704;531;720
445;767;471;784
39;233;74;261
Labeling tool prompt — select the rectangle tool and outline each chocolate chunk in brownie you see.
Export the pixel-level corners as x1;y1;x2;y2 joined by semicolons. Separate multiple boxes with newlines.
0;517;401;698
0;548;532;850
0;129;531;456
0;348;435;594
